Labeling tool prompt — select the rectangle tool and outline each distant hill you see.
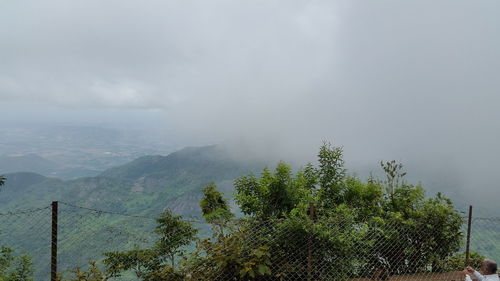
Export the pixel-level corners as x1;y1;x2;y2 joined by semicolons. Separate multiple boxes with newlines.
0;153;60;175
0;153;102;180
0;145;262;216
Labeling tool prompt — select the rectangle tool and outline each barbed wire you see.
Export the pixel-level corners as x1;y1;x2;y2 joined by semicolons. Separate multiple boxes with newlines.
58;201;157;220
58;201;206;223
0;205;50;216
472;217;500;222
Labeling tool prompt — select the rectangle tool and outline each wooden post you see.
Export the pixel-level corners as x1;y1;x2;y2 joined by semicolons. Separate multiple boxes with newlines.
465;205;473;267
51;201;58;281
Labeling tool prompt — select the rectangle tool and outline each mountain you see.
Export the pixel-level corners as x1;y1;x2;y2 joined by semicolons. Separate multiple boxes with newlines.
0;172;69;215
0;145;261;216
0;153;60;175
0;153;103;180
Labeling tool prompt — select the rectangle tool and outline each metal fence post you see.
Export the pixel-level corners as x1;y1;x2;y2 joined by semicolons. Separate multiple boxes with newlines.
307;204;316;281
465;205;473;267
51;201;58;281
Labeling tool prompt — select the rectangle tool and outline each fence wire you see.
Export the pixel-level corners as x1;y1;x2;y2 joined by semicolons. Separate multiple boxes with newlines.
0;206;52;280
2;204;500;281
470;218;500;264
57;202;158;280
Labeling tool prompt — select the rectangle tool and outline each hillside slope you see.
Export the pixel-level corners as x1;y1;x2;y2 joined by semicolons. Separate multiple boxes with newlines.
0;154;60;175
0;145;261;216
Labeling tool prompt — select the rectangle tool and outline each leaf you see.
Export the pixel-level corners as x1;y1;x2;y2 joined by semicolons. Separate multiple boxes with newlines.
257;264;270;275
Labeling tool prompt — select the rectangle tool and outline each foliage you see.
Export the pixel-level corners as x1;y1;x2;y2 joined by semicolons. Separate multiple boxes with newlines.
380;160;406;194
186;222;272;281
262;206;364;280
154;211;199;266
445;251;485;272
232;143;463;278
60;261;108;281
234;162;301;219
103;210;197;280
317;143;346;208
199;183;233;224
362;177;463;274
0;175;5;192
186;185;273;280
0;246;33;281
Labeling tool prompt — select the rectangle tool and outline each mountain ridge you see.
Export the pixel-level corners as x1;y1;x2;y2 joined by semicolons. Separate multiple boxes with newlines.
0;145;261;216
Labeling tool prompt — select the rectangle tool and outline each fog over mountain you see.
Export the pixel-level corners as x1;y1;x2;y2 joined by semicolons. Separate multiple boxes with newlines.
1;0;499;214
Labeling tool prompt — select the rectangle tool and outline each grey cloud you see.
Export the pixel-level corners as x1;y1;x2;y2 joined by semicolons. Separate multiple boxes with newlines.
1;0;500;212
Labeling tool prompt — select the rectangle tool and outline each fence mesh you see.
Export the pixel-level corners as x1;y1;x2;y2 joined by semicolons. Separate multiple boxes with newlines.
470;218;500;264
188;218;467;281
1;203;500;281
0;206;52;280
57;202;158;280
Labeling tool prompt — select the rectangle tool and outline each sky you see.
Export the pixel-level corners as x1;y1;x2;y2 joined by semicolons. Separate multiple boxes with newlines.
1;0;500;212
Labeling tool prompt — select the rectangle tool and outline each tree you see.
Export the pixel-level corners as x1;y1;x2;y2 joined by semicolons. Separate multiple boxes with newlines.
0;175;5;191
234;162;303;219
230;144;365;279
186;225;273;281
60;261;108;281
187;184;272;280
0;246;33;281
317;143;346;208
231;144;463;278
104;210;197;280
199;183;233;224
361;163;463;275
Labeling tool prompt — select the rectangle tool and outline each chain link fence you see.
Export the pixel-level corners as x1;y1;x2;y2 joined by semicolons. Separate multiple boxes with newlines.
1;203;499;281
0;206;52;279
469;217;500;265
57;202;158;279
187;218;467;281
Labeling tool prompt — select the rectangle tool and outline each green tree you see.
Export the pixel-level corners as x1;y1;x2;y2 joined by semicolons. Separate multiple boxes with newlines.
104;210;197;280
317;143;346;208
232;144;463;278
0;246;33;281
187;185;272;280
61;261;108;281
0;175;5;193
199;183;233;224
234;162;303;219
362;162;463;275
186;225;273;281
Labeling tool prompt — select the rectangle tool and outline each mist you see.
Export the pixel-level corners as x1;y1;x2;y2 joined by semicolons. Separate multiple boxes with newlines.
1;0;499;214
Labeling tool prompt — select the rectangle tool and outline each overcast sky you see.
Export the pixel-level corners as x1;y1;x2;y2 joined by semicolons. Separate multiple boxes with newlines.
1;0;499;211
